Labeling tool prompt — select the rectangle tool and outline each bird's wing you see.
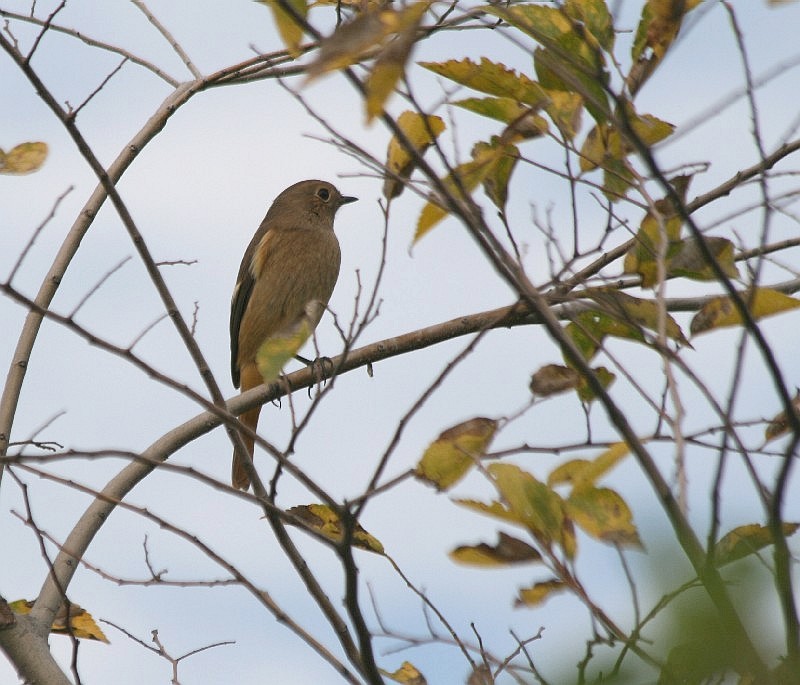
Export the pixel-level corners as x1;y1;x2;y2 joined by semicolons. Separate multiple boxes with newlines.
230;227;266;388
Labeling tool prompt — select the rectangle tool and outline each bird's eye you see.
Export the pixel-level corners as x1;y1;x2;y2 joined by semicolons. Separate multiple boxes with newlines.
316;187;331;201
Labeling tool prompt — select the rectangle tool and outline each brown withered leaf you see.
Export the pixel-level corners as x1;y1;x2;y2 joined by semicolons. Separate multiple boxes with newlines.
529;364;580;397
764;390;800;443
450;531;542;567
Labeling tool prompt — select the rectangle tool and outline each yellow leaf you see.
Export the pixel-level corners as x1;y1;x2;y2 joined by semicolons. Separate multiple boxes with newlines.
629;0;702;94
453;498;527;526
9;600;109;642
591;441;630;476
259;0;308;57
714;522;800;567
488;464;567;548
478;139;519;211
255;318;312;383
630;111;675;146
287;504;385;554
564;0;614;51
548;441;629;488
514;579;567;607
547;459;593;487
60;610;109;642
414;139;518;241
383;111;445;200
690;288;800;336
313;0;384;7
567;485;642;547
415;417;498;491
631;0;702;62
380;661;427;685
488;3;610;122
366;53;406;122
578;122;622;168
0;142;48;175
305;8;393;80
580;112;673;178
365;3;428;122
529;364;580;397
454;97;548;139
561;516;578;559
450;532;542;567
420;57;548;107
764;390;800;443
544;90;583;139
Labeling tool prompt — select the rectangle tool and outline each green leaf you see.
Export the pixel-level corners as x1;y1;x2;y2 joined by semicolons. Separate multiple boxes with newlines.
566;309;645;361
575;366;615;402
667;237;740;282
450;532;542;567
488;464;566;547
584;289;689;345
714;522;800;567
420;57;548;107
565;0;614;51
623;176;692;285
415;417;498;491
690;288;800;336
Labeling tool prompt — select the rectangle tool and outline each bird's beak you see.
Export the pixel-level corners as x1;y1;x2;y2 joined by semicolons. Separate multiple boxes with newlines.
340;195;358;206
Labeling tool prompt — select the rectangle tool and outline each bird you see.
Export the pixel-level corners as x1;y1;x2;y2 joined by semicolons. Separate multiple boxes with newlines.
229;179;357;490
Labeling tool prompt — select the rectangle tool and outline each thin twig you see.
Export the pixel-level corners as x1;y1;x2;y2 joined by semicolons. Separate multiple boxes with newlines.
131;0;201;78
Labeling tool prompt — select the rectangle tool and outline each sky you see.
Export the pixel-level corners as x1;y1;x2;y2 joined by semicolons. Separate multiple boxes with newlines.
2;1;800;684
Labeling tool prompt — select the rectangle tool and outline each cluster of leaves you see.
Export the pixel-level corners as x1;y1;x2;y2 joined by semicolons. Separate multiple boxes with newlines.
416;420;638;607
7;600;108;643
255;0;800;604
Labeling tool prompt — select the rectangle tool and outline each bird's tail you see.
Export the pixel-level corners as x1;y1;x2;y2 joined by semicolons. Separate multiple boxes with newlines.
231;363;263;490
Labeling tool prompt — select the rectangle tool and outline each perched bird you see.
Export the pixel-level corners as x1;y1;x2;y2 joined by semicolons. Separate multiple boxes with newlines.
229;179;357;490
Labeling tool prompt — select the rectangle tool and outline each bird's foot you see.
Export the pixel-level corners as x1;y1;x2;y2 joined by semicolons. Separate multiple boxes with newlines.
295;355;334;395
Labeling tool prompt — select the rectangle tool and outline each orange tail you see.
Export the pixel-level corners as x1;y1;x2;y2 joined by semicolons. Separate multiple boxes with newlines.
231;363;263;490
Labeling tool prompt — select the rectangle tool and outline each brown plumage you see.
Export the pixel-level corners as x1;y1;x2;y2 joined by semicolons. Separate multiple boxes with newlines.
229;179;357;490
